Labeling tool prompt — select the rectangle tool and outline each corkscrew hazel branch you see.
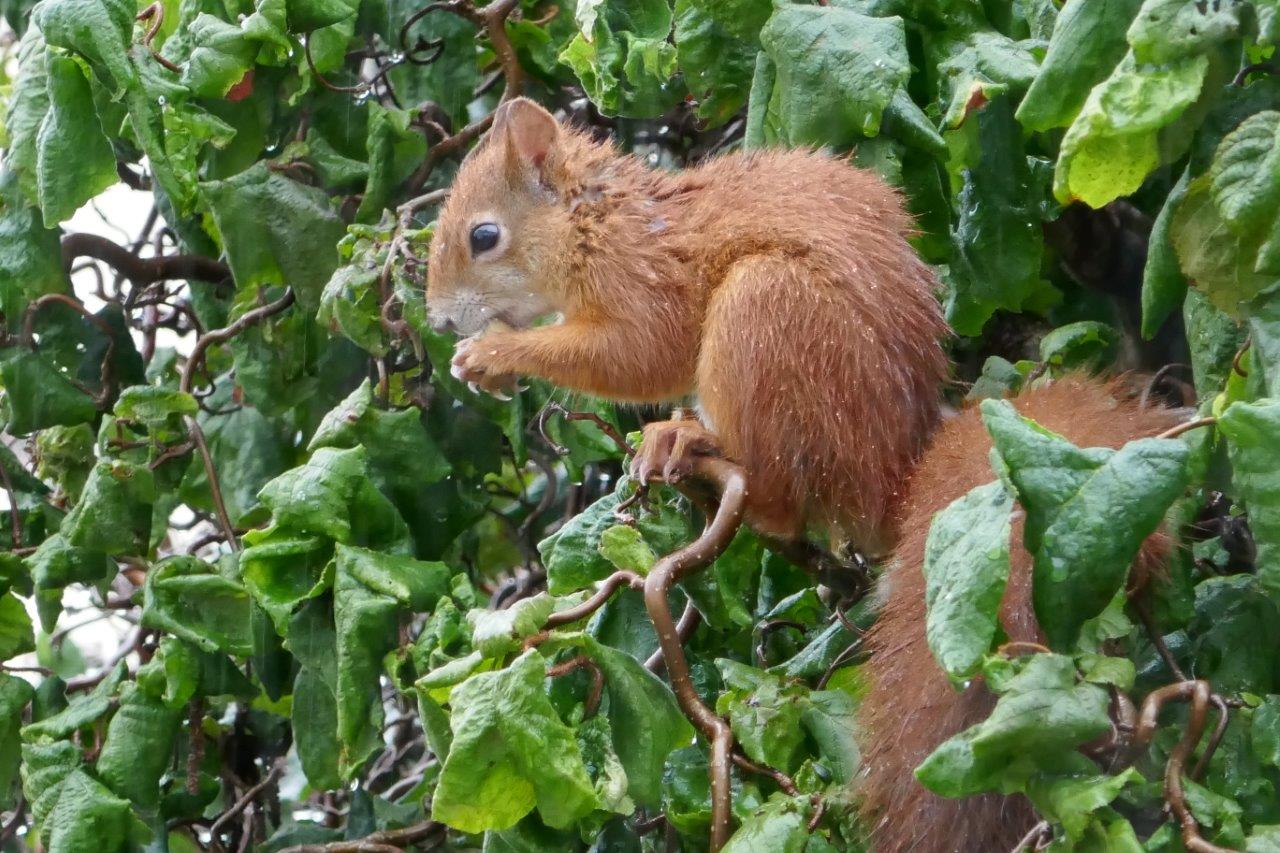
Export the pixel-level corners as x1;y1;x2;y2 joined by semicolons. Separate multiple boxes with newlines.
1128;680;1236;853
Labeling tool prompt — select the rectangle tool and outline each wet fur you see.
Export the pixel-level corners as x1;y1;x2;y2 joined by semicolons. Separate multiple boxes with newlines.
429;103;1183;851
859;377;1181;852
428;100;948;547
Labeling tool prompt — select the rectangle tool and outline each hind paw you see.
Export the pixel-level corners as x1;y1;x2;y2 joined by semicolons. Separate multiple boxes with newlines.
629;416;723;485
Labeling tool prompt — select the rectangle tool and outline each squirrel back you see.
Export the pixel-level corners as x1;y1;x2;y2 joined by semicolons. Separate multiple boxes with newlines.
858;375;1182;852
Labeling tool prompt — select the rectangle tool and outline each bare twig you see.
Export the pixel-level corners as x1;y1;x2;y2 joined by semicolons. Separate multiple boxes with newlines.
136;3;181;72
546;655;604;717
645;600;700;674
537;402;634;457
207;759;285;850
544;571;644;628
186;416;239;552
180;288;296;394
1130;681;1235;853
1156;417;1217;441
62;233;229;289
643;455;746;851
281;819;443;852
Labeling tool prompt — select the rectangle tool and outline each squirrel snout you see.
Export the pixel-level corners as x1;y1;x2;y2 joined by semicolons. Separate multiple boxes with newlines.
430;315;457;334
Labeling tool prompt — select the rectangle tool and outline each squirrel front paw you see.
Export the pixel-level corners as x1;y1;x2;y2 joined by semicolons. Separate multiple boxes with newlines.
450;336;519;401
630;417;723;485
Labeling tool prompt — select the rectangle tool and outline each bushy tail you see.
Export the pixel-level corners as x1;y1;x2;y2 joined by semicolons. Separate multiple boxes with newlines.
857;375;1182;852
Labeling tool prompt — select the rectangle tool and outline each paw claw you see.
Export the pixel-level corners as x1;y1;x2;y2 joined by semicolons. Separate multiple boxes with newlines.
467;381;481;395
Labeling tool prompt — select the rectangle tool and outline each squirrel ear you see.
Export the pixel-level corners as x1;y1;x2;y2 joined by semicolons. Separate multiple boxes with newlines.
493;97;559;174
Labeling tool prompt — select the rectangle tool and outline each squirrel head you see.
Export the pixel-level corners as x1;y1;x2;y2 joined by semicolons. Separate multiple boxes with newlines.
426;98;574;337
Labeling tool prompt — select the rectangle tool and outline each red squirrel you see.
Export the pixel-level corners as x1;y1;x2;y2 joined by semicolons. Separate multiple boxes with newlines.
425;98;1184;850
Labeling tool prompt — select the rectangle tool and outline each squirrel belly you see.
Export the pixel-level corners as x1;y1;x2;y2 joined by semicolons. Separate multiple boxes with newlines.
858;375;1182;853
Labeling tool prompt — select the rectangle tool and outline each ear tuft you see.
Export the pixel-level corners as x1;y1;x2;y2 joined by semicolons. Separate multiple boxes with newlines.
493;97;559;172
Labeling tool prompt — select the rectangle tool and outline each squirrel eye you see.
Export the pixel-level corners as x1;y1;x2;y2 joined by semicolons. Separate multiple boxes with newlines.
469;222;501;255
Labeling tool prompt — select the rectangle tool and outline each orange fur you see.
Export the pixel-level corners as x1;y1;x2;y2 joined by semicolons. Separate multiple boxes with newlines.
859;376;1182;853
427;99;947;546
429;104;1187;850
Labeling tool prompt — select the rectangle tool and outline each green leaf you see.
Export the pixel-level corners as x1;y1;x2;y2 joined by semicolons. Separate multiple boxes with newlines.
1016;0;1142;132
0;171;65;335
0;597;34;669
316;265;385;355
308;380;451;491
4;25;51;204
0;350;97;435
945;96;1048;336
202;162;346;309
142;556;253;656
60;459;155;556
94;684;181;810
543;632;694;806
923;480;1013;679
722;793;810;853
597;524;656;573
799;689;861;785
113;385;198;425
1141;167;1191;339
715;660;808;772
180;402;288;526
182;14;256;98
1038;321;1118;371
1208;111;1280;233
35;54;118;226
916;654;1111;796
287;0;357;34
540;481;690;595
23;534;112;630
756;3;909;145
1218;401;1280;602
333;544;450;776
674;0;771;127
36;767;147;850
257;445;409;549
432;649;598;832
934;30;1039;129
23;662;123;740
1054;52;1208;208
982;398;1190;648
239;529;333;635
32;0;135;93
1253;294;1280;398
1127;0;1242;64
354;103;427;223
1252;695;1280;768
0;674;33;810
1026;768;1143;841
468;593;557;659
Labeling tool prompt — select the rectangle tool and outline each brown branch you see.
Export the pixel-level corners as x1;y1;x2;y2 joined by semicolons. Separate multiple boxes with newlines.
1130;681;1235;853
546;655;604;717
208;759;285;851
187;698;205;796
0;800;26;846
136;3;181;72
1156;417;1217;441
537;402;634;458
1009;820;1050;852
544;570;644;628
403;0;525;194
281;819;442;852
303;34;367;95
65;626;144;692
645;599;700;674
61;233;229;289
644;455;746;852
187;416;239;552
180;288;296;394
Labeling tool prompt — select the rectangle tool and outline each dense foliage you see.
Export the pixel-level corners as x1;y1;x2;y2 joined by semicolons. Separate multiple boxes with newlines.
0;0;1277;849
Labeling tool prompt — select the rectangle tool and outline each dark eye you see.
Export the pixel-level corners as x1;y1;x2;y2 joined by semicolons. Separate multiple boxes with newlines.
470;222;501;255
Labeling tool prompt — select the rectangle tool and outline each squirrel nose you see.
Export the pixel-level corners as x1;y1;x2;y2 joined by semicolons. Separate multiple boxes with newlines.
430;315;456;334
